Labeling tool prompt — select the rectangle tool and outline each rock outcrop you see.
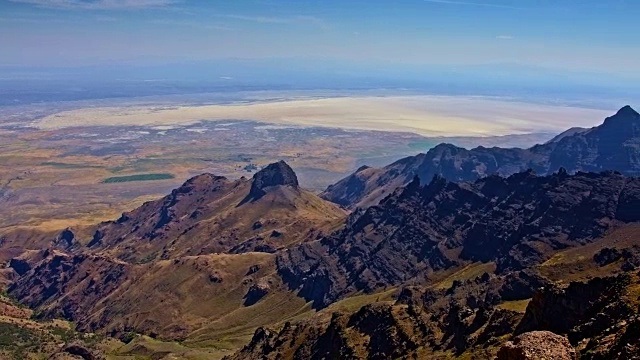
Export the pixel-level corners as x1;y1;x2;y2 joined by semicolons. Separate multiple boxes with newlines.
227;271;640;360
243;280;271;306
63;342;104;360
245;160;299;201
6;152;640;359
515;275;633;338
514;273;640;359
497;331;577;360
49;341;105;360
55;228;78;250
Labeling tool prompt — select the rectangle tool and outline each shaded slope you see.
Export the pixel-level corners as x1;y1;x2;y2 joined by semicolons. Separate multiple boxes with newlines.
281;170;640;308
9;250;310;345
228;253;640;360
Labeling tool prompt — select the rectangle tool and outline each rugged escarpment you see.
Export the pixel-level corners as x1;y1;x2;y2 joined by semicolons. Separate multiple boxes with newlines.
280;170;640;308
226;271;532;360
86;161;344;262
9;249;308;341
8;250;132;326
515;274;640;359
227;271;640;360
6;162;345;341
5;159;640;358
322;106;640;209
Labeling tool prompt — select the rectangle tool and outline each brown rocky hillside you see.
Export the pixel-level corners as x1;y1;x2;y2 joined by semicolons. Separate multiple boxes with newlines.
87;160;346;262
4;162;640;359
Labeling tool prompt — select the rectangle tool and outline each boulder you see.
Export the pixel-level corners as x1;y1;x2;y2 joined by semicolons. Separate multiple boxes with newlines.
49;341;105;360
497;331;577;360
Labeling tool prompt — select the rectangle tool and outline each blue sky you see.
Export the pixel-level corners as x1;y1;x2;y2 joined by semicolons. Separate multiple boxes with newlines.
0;0;639;78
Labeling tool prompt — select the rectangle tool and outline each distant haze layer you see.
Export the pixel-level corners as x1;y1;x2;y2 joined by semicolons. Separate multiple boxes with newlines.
36;96;613;137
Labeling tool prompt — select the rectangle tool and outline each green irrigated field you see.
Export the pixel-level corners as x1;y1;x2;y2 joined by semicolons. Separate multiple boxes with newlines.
102;173;176;183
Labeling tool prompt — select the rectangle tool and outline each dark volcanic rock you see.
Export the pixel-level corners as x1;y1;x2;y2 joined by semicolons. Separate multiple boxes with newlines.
227;271;640;360
9;257;32;276
246;160;299;201
8;249;49;276
322;106;640;209
224;303;433;360
246;265;261;275
322;164;377;207
512;273;640;359
227;270;532;360
516;274;634;343
594;247;623;266
9;252;129;324
579;315;640;360
50;341;105;360
55;228;77;249
280;171;640;308
243;281;271;306
80;163;342;262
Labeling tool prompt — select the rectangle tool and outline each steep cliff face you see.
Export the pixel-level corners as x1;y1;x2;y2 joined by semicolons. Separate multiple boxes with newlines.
322;106;640;209
280;171;640;308
226;271;535;360
227;271;640;360
245;160;299;202
515;273;640;360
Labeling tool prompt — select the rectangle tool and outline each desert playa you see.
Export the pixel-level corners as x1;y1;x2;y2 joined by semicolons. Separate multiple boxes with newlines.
36;96;612;137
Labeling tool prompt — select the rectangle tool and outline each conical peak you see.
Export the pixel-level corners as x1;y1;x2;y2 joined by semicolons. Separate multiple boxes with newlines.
615;105;639;118
240;161;300;205
252;161;299;190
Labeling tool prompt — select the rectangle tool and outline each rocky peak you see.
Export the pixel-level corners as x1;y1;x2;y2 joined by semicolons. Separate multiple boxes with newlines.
175;173;229;195
248;161;299;199
601;105;640;130
323;107;640;210
279;170;640;309
428;142;464;155
615;105;639;118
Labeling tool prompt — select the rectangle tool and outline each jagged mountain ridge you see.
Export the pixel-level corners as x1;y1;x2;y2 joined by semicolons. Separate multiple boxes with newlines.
5;154;640;358
87;161;345;262
279;170;640;309
228;271;640;360
7;161;347;340
322;105;640;209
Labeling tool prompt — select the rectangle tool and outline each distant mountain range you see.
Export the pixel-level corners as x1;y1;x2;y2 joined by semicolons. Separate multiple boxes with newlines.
321;105;640;209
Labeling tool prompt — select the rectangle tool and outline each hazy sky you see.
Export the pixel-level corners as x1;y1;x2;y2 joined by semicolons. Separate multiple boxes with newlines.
1;0;639;76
